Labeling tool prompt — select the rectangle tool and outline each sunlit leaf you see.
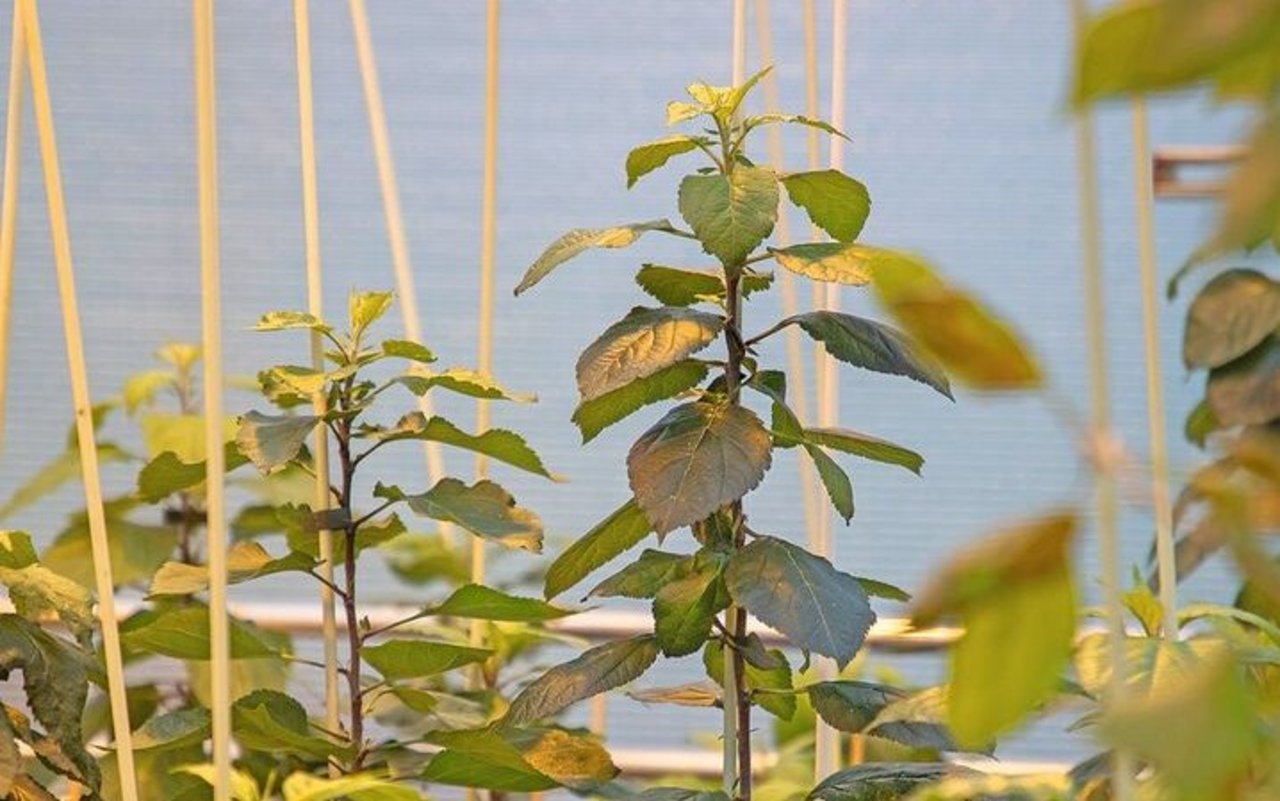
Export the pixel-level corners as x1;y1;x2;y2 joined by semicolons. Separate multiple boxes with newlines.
589;549;687;600
744;113;850;141
422;729;557;792
626;135;705;188
370;414;558;480
635;264;772;306
505;635;659;726
703;637;795;720
678;166;779;267
520;729;619;791
515;220;679;295
396;367;534;403
780;170;871;242
429;583;573;621
576;307;722;402
768;242;885;285
121;606;280;660
282;771;419;801
544;500;652;599
236;411;319;474
148;541;315;596
391;478;543;552
653;552;727;656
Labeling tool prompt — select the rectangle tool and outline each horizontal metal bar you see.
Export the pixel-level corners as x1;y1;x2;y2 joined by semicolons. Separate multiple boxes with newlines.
1152;145;1245;199
608;747;1069;778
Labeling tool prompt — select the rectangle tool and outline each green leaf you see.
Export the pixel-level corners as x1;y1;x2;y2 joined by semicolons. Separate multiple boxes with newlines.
760;311;952;398
901;774;1071;801
43;515;177;590
136;442;250;503
282;771;421;801
855;576;912;602
0;531;36;568
1183;268;1280;369
653;553;727;657
429;583;573;621
349;290;394;335
808;680;905;733
0;563;94;640
635;264;772;306
519;728;619;791
371;414;559;480
1184;399;1220;448
779;170;871;242
515;220;678;295
805;443;855;523
744;113;850;141
394;478;543;552
588;549;687;599
172;765;260;801
362;639;492;680
867;687;966;752
678;166;779;267
577;307;722;402
573;360;709;443
1202;114;1280;260
231;685;343;762
254;310;332;334
911;512;1078;749
382;532;470;586
639;789;730;801
627;402;773;535
148;541;315;596
725;535;874;668
768;242;887;285
0;444;132;521
544;500;652;599
805;428;924;474
131;708;211;752
1206;336;1280;425
871;252;1041;391
703;637;794;720
396;367;534;402
235;412;319;474
505;635;660;726
422;730;557;792
626;135;704;188
381;338;436;364
122;369;175;413
121;606;280;660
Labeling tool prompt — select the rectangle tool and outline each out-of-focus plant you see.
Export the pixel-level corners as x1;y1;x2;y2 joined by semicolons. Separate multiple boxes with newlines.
512;67;1050;801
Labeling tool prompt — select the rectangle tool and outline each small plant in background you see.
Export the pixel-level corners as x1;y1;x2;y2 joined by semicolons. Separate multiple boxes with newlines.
511;68;1045;801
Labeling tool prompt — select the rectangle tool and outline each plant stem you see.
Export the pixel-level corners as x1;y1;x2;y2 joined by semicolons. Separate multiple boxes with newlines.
722;267;752;801
336;413;365;770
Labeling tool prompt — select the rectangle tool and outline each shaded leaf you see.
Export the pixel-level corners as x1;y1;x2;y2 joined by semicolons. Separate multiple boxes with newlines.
505;635;659;726
808;762;968;801
588;549;686;599
362;639;492;680
282;771;419;801
805;443;855;523
780;170;871;242
1207;336;1280;426
703;638;795;721
396;367;534;403
516;221;679;295
422;730;556;792
678;166;779;267
725;535;874;668
1183;268;1280;369
121;606;279;660
430;583;573;621
576;307;722;402
806;428;924;475
635;264;772;307
544;500;652;599
808;680;905;733
653;553;727;656
236;412;319;474
626;135;704;188
574;360;709;443
370;414;558;480
394;478;543;552
136;442;249;503
381;339;436;364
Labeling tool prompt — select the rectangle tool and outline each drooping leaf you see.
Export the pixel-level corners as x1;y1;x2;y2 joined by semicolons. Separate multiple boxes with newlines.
576;307;722;402
394;478;543;552
589;549;687;599
808;680;905;733
805;428;924;475
702;637;795;720
519;728;619;791
236;412;319;474
759;311;952;398
515;220;679;295
871;253;1040;391
768;242;885;285
912;512;1078;749
855;576;912;602
1206;336;1280;426
429;583;573;622
867;687;967;753
573;360;709;443
396;367;534;403
544;500;652;599
678;166;779;267
422;730;557;792
627;402;773;535
1183;268;1280;369
120;606;280;660
148;541;315;596
653;552;727;656
635;264;773;306
362;639;492;680
505;635;660;726
628;682;722;708
626;135;705;188
780;170;871;242
232;689;344;760
804;443;855;523
370;414;559;480
725;536;874;668
744;113;850;141
808;762;967;801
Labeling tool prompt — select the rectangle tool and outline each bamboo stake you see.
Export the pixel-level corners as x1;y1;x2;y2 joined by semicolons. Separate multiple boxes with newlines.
753;0;821;555
16;2;138;799
292;0;341;757
1069;2;1134;798
0;0;22;454
347;0;454;547
192;0;232;796
1131;100;1179;642
802;0;824;393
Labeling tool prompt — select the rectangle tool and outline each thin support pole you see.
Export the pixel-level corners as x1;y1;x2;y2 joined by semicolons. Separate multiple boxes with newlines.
1131;99;1179;642
17;2;138;799
293;0;341;755
1069;2;1134;798
348;0;454;547
753;0;820;548
192;0;232;797
0;1;22;454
